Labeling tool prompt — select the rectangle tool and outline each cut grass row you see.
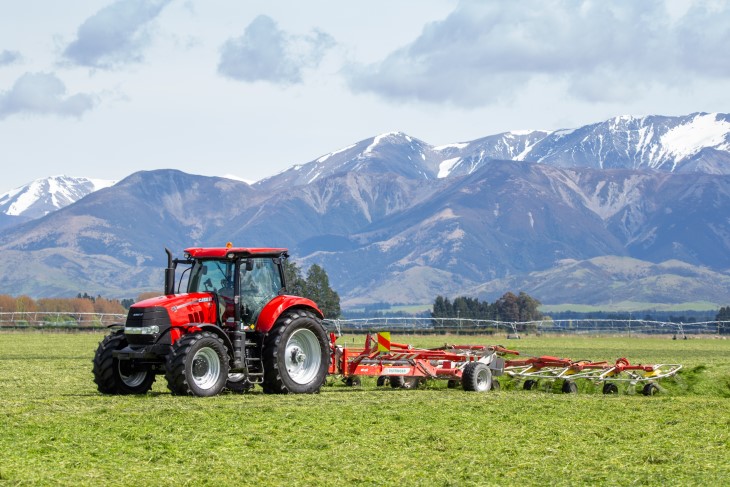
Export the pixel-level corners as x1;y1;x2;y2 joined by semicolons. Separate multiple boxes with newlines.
0;332;728;486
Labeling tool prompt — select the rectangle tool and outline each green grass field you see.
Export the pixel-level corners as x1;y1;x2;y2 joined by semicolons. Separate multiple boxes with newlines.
1;332;728;486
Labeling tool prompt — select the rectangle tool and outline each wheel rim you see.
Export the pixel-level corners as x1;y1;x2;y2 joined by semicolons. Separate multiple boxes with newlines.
475;368;491;392
118;361;147;388
285;328;322;385
192;347;221;390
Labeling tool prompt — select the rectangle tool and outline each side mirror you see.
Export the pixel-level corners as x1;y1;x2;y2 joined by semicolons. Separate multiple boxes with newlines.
246;259;254;271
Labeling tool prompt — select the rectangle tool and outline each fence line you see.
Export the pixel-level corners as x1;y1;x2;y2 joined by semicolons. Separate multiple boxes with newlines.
1;312;728;337
0;312;125;330
323;317;730;337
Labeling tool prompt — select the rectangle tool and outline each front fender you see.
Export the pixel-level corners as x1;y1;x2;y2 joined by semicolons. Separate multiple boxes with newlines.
256;295;324;333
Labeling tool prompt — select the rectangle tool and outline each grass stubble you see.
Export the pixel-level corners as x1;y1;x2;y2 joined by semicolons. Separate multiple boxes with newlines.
0;332;728;486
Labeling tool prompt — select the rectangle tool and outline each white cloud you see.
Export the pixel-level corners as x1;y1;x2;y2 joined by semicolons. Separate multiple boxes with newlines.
345;0;730;106
0;72;96;119
0;50;22;66
62;0;172;69
218;14;336;85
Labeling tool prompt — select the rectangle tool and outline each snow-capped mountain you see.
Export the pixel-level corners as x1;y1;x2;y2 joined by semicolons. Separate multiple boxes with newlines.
0;175;116;219
522;112;730;173
437;112;730;177
257;113;730;193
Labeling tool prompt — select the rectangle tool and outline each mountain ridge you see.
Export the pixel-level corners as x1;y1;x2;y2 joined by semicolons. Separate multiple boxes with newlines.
2;112;730;307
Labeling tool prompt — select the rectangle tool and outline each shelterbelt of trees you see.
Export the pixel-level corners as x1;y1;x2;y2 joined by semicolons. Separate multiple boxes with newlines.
432;292;543;322
0;293;131;315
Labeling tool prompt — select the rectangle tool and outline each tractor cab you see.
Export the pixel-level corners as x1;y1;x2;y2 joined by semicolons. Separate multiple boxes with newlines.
185;249;285;326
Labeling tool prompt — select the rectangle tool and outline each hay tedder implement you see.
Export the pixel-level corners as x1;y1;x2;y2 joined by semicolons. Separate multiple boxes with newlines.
330;333;682;396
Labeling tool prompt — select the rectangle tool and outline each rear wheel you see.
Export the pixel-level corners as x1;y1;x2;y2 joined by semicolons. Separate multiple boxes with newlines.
262;309;328;394
462;362;492;392
92;330;155;394
165;331;229;396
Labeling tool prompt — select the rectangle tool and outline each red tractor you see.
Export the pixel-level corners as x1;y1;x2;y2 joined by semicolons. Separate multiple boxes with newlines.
93;245;329;396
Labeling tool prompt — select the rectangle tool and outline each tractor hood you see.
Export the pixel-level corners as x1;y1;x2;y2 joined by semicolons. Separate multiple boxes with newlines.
130;292;218;328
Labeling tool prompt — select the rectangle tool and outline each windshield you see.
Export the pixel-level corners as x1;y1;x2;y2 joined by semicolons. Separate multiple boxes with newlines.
187;259;235;295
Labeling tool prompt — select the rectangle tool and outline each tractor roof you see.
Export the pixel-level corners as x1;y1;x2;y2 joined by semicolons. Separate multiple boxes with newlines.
184;247;288;259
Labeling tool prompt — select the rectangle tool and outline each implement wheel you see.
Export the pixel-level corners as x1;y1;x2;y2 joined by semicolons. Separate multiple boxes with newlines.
345;377;361;387
602;383;619;395
376;376;389;387
93;330;155;395
562;380;578;394
390;376;419;389
523;379;538;390
642;383;660;396
165;331;229;396
462;362;492;392
262;309;328;394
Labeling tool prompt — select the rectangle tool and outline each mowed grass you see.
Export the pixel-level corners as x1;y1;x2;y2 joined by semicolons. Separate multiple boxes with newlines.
0;332;728;486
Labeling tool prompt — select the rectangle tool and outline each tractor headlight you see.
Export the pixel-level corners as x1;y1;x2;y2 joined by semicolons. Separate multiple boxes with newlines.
125;325;160;335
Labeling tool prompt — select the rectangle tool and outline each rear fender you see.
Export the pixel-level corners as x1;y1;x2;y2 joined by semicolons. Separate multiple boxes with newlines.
256;295;324;333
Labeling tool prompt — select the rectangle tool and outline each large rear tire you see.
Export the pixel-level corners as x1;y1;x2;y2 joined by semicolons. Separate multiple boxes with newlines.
165;331;229;396
262;309;328;394
92;330;155;395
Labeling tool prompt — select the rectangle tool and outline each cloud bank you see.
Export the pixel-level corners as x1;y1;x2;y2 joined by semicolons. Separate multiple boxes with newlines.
218;15;335;85
345;0;730;106
0;72;95;119
62;0;172;69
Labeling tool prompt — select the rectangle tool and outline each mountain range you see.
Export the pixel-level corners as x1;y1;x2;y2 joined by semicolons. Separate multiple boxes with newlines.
1;112;729;309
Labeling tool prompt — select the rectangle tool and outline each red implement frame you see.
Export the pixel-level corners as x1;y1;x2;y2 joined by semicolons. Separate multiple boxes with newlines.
328;333;516;382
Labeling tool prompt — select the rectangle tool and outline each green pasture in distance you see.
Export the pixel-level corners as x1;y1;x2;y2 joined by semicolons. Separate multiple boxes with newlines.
0;332;728;486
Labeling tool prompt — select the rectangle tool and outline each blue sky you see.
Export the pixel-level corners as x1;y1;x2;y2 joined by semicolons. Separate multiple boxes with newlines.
1;0;729;191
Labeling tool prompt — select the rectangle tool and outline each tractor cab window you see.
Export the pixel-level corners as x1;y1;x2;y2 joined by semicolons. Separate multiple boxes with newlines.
240;258;283;324
187;260;235;297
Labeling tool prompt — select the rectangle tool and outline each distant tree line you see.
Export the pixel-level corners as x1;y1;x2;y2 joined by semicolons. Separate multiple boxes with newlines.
432;292;542;322
0;293;128;315
284;261;341;319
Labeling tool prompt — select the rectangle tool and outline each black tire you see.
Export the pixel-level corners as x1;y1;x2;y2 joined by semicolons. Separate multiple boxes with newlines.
462;362;492;392
262;309;328;394
390;376;405;388
226;373;254;393
92;330;155;395
523;379;538;390
389;376;419;389
376;376;389;387
165;331;229;397
562;380;578;394
345;377;361;387
642;383;660;396
447;379;460;389
602;382;618;395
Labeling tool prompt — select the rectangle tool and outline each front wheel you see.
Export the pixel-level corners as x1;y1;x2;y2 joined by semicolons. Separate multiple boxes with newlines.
262;309;328;394
92;330;155;394
165;331;229;396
